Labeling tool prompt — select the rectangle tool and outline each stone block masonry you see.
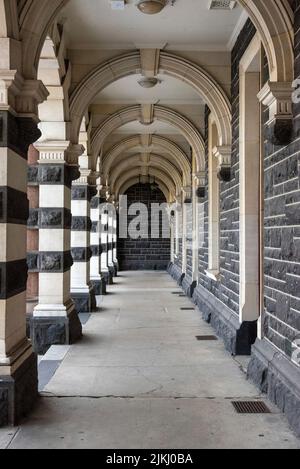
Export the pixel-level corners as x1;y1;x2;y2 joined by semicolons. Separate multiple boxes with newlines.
118;183;171;271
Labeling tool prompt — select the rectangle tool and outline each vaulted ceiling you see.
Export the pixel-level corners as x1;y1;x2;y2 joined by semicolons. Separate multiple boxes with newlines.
54;0;248;199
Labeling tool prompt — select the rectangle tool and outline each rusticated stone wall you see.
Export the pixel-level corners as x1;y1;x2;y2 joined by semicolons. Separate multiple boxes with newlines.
118;183;171;270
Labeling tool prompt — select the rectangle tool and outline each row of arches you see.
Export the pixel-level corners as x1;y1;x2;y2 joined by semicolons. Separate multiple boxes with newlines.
0;0;298;429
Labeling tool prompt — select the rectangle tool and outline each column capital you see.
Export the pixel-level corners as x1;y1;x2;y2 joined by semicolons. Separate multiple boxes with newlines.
213;145;231;182
182;186;192;204
0;71;48;121
73;169;99;186
258;81;293;145
193;171;206;199
35;141;84;166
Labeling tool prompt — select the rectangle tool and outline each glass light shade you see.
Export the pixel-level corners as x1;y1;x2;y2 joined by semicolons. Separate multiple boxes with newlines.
137;0;167;15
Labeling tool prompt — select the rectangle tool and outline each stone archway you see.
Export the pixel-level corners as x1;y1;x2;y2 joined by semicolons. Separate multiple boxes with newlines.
90;105;205;173
102;134;191;188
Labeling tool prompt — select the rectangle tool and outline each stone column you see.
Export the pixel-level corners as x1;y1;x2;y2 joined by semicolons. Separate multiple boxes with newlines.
112;214;119;275
0;72;48;426
90;189;107;295
100;197;113;285
31;142;83;355
27;145;40;316
107;201;116;279
71;170;97;312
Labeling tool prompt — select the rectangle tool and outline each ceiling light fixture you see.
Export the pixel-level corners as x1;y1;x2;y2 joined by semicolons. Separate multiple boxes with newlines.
138;77;159;88
137;0;168;15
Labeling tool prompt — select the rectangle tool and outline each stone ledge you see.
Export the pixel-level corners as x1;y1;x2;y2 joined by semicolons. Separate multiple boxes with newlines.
193;283;257;356
247;338;300;438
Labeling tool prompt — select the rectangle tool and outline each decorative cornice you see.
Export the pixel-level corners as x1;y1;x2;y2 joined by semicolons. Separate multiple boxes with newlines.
35;141;84;165
0;72;48;121
213;145;232;182
258;81;293;145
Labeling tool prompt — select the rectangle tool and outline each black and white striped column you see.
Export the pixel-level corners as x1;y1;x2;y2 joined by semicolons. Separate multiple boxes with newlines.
112;212;119;275
0;108;42;426
107;196;118;277
90;191;107;295
32;143;82;355
100;196;113;285
71;175;97;312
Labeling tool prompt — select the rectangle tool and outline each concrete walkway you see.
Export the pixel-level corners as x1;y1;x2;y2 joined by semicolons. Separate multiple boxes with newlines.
1;272;299;449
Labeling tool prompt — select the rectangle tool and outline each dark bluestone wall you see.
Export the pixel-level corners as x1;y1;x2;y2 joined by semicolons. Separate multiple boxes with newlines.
262;0;300;359
195;15;300;358
197;19;257;316
118;183;171;270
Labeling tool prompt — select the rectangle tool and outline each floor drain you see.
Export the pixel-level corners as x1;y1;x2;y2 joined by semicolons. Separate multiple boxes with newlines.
196;335;218;341
181;308;195;311
232;401;271;414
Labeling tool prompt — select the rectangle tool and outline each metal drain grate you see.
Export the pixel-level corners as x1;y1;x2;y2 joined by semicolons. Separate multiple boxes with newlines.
232;401;271;414
181;307;195;311
196;335;218;341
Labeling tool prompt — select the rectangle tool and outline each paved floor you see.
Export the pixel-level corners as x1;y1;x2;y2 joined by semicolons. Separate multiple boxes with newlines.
1;272;299;449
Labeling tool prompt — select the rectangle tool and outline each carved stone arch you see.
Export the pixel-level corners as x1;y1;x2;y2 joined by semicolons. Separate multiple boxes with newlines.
119;177;171;203
91;105;205;172
36;27;69;143
109;153;183;194
68;51;229;147
19;0;69;79
238;0;294;82
115;167;176;202
159;52;231;146
0;0;19;38
102;134;191;187
17;0;294;100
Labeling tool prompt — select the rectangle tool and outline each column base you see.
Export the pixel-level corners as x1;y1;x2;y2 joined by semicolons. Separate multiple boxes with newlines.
108;264;116;280
91;277;107;296
192;283;257;356
169;263;185;286
113;261;119;277
30;308;82;355
0;350;38;427
71;288;97;313
103;270;114;285
182;276;197;298
248;338;300;438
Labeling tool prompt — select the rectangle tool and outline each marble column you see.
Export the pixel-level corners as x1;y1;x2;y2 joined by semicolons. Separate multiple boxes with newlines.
0;74;48;426
31;142;83;355
71;171;97;312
